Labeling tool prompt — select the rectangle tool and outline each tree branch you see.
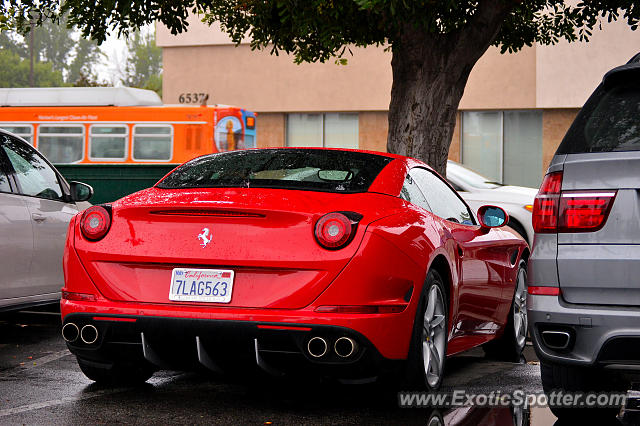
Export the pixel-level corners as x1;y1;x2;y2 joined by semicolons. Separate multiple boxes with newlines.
450;0;518;67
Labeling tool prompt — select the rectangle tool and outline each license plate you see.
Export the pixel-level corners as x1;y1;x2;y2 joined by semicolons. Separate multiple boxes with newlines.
169;268;234;303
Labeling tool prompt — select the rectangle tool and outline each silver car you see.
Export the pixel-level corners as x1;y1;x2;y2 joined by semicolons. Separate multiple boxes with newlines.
0;129;92;311
528;55;640;416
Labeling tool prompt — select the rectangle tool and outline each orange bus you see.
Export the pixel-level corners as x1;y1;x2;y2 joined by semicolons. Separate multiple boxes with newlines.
0;87;257;202
0;87;256;164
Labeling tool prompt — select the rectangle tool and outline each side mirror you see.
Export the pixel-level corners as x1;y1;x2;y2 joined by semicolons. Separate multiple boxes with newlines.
70;181;93;202
477;205;508;229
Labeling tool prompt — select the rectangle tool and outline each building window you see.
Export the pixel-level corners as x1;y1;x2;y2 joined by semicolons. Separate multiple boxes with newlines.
286;113;358;149
37;125;84;164
132;125;173;161
89;125;128;161
461;110;542;188
0;124;33;144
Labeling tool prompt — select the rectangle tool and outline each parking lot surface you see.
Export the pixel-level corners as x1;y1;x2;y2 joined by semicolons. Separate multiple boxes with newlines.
0;308;614;425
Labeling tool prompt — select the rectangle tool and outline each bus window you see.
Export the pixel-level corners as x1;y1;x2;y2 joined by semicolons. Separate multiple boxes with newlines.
133;125;173;161
0;124;34;144
38;125;84;163
90;125;128;161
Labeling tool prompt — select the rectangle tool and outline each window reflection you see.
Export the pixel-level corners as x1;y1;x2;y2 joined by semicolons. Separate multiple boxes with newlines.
2;137;63;201
0;170;10;192
411;168;474;225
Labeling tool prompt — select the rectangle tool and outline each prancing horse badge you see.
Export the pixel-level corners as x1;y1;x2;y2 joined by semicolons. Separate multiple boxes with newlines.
197;228;212;248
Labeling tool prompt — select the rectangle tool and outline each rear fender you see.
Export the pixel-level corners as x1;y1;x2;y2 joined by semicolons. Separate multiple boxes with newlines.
309;210;459;359
365;209;462;336
61;216;104;319
310;231;424;359
311;231;423;308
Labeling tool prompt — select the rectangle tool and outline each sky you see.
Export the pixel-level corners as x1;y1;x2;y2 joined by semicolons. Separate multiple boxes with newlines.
92;24;154;85
94;35;128;85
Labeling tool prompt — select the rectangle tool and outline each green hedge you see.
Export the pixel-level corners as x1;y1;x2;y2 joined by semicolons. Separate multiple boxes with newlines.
55;164;177;204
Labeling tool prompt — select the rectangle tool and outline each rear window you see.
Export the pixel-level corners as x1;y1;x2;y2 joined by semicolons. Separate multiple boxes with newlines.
558;80;640;154
157;149;393;193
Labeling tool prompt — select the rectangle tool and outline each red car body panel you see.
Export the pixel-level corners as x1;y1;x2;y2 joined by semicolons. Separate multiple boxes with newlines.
61;149;528;376
72;188;407;309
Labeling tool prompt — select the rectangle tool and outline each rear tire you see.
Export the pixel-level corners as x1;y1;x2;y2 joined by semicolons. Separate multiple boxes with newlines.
484;260;528;362
77;357;155;385
404;270;448;390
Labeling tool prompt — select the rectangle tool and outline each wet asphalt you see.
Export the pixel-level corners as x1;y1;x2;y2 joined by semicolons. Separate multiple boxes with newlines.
0;307;618;425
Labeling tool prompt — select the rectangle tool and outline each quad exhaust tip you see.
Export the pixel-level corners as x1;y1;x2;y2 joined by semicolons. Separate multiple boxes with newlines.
307;337;328;358
334;337;358;358
80;324;99;345
62;323;79;343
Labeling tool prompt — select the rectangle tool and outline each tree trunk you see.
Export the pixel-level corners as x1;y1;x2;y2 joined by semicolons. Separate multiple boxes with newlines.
387;2;513;177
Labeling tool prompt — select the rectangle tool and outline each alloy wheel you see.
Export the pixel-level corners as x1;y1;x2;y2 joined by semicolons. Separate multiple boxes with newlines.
422;284;446;388
513;266;528;350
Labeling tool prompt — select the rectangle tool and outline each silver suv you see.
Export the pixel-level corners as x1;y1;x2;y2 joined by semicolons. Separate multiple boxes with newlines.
528;55;640;413
0;129;93;311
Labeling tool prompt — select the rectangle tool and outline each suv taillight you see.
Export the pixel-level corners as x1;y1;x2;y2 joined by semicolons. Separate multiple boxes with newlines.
533;171;617;233
558;191;617;232
533;172;563;233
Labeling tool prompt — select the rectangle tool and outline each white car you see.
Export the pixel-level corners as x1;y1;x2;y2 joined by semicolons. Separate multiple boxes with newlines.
446;161;537;244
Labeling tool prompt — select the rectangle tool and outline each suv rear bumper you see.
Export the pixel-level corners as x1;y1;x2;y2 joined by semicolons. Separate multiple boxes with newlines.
529;293;640;369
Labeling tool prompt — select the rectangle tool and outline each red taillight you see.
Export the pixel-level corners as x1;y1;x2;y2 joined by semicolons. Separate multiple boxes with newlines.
539;171;563;193
533;172;563;233
558;191;617;232
315;212;354;249
533;171;617;233
314;305;407;314
528;286;561;296
61;291;97;301
80;206;111;241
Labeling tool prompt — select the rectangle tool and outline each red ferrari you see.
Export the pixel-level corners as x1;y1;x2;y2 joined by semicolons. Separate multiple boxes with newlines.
61;148;528;389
